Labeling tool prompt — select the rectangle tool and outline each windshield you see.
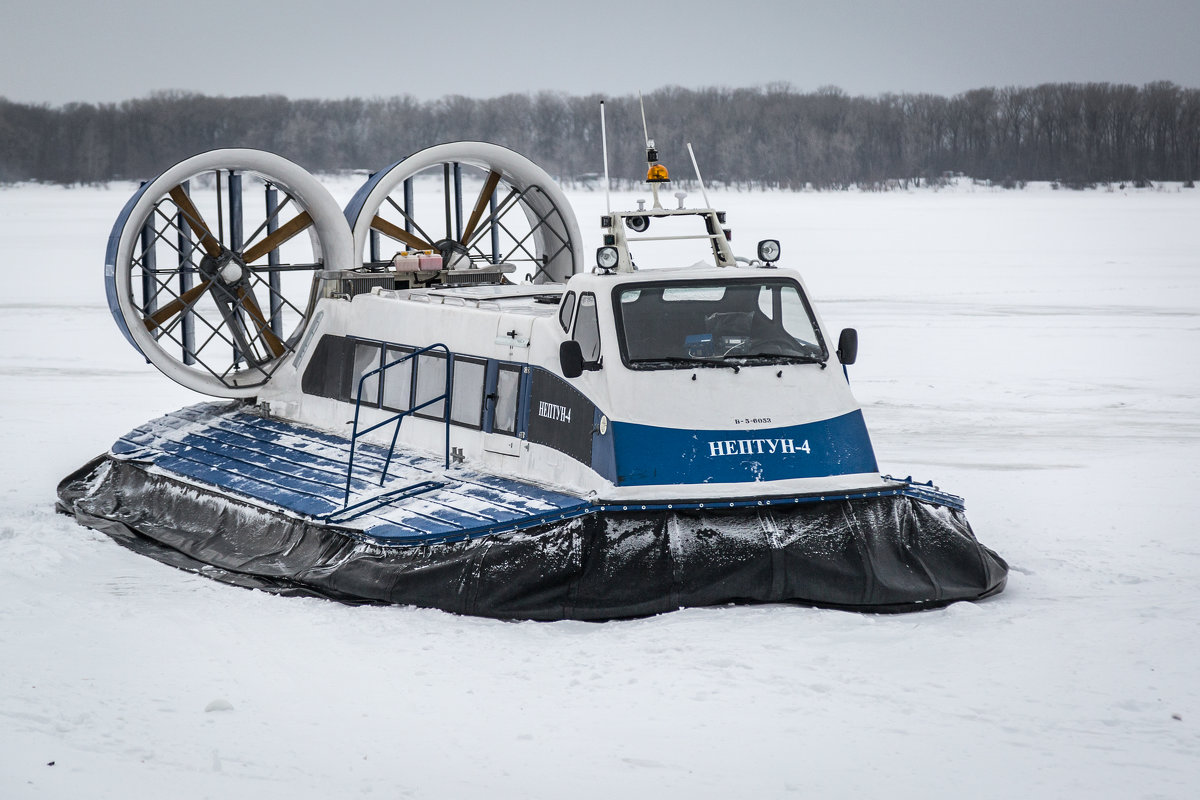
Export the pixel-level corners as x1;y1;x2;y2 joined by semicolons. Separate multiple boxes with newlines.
614;278;827;369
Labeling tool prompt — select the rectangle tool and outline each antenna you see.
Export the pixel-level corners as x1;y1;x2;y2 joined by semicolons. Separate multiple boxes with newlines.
600;100;611;214
640;92;668;209
687;142;712;210
639;92;651;147
638;92;658;161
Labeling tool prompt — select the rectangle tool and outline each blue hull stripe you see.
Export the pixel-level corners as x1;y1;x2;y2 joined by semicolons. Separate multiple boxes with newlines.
611;409;879;486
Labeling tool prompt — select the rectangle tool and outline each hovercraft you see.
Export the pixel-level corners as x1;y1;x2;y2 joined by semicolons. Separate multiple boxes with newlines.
57;131;1006;619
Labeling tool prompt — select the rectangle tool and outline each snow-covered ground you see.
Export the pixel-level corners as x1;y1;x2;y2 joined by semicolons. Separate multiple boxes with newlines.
2;177;1198;798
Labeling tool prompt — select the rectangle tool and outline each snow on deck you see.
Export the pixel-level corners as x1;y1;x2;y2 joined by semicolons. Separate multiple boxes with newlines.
109;403;588;544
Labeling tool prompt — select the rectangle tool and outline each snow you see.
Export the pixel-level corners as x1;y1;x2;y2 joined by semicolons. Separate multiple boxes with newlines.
2;177;1199;798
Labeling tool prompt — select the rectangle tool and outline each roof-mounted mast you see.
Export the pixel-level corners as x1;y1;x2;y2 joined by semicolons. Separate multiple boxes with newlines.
594;98;736;274
640;93;671;210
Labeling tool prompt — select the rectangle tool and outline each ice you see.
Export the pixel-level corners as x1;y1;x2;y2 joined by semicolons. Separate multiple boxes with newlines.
2;178;1198;798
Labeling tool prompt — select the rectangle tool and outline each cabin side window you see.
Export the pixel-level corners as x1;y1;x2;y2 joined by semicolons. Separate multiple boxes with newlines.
413;351;448;420
411;352;489;429
449;357;487;429
572;293;601;362
558;291;576;332
381;345;415;412
351;341;383;407
491;364;522;436
301;335;353;401
308;337;497;432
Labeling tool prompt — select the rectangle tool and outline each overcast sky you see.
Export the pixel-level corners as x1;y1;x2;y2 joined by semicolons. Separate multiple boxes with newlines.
3;0;1198;105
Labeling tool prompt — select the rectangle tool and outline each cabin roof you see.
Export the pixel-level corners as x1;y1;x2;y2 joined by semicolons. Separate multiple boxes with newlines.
565;264;803;291
374;283;565;317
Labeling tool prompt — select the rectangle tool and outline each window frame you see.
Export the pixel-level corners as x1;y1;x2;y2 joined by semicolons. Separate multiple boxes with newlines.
610;277;827;370
379;344;416;414
348;338;384;408
411;350;450;422
558;290;577;332
447;354;488;430
488;361;524;437
571;291;601;363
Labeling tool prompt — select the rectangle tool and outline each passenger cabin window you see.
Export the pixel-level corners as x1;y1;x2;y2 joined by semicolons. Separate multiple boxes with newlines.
558;291;576;332
614;278;826;369
573;293;601;362
492;364;522;435
413;351;448;420
411;353;488;429
307;336;504;434
381;345;415;412
449;357;487;428
351;341;382;406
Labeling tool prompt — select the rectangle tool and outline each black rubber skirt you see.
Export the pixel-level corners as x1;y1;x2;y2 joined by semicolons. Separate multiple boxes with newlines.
57;455;1007;620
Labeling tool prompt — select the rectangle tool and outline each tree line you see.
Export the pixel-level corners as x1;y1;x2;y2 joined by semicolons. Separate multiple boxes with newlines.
1;82;1197;188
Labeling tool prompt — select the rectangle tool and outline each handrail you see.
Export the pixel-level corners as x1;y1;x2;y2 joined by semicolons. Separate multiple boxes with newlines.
341;342;453;507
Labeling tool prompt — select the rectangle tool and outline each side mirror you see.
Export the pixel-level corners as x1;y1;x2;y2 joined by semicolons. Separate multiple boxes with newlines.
837;328;858;365
560;340;585;378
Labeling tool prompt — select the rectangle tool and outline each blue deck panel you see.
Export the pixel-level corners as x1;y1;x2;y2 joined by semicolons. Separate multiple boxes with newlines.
152;432;365;492
425;485;530;517
110;404;591;544
152;453;339;517
222;416;442;482
157;448;342;515
453;474;587;509
229;415;585;513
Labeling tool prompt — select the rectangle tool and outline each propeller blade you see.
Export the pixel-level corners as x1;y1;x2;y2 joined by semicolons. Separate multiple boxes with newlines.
370;215;434;252
242;211;313;263
144;280;212;331
461;170;502;244
169;186;222;258
237;286;286;358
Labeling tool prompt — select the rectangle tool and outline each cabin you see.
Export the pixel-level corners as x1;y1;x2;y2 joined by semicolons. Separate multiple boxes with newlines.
262;257;880;504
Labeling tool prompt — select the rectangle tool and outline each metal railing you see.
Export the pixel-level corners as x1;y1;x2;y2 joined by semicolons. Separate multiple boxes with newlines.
339;342;453;511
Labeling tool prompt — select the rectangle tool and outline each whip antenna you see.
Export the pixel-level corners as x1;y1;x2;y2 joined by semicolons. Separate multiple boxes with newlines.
639;92;650;147
600;100;611;214
687;142;712;209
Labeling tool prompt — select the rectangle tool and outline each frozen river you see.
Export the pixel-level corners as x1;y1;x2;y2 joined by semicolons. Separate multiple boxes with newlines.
2;177;1197;798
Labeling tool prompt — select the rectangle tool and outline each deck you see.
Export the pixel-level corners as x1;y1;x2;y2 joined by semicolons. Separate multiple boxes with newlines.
109;403;591;546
